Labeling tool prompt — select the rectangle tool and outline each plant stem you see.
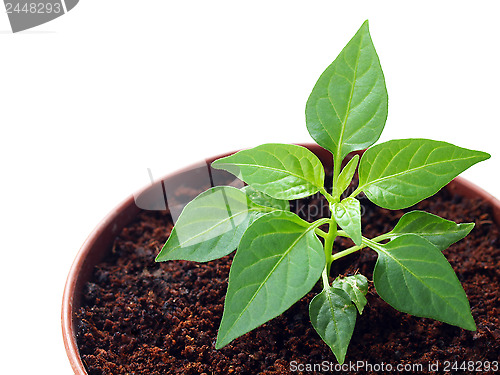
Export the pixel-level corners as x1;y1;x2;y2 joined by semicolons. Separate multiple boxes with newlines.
315;227;328;239
336;230;349;238
362;236;386;252
323;218;337;278
333;153;342;197
331;244;363;262
330;233;391;261
372;233;392;242
319;187;336;204
349;186;363;198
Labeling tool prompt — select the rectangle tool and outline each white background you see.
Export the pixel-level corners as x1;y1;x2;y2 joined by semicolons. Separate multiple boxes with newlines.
1;1;499;373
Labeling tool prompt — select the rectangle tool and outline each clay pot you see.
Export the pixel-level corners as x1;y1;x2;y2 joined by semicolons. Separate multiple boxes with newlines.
61;144;500;374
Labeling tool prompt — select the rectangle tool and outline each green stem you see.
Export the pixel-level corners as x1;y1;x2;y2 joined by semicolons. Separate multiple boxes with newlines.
319;187;336;204
362;236;385;252
336;230;349;238
330;233;391;262
315;228;328;239
331;244;363;262
333;153;342;193
349;186;363;198
323;218;337;277
373;232;393;242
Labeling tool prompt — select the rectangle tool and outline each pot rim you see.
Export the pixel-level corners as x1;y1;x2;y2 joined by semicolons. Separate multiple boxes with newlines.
61;143;500;375
61;152;224;374
62;196;134;374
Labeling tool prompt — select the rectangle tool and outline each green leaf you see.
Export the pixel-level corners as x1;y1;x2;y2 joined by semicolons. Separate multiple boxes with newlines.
156;186;272;263
332;197;362;246
216;211;325;349
306;20;388;162
309;287;357;364
212;143;325;200
389;211;474;251
366;234;476;331
357;139;491;209
241;185;289;212
335;154;359;197
332;274;369;314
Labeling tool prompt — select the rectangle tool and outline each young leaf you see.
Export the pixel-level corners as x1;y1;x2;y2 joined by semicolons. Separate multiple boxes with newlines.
335;154;359;197
357;139;491;209
332;197;362;245
212;143;325;200
216;211;325;349
309;287;357;364
365;234;476;331
241;185;289;212
388;211;474;251
331;274;369;314
306;20;388;162
156;187;272;262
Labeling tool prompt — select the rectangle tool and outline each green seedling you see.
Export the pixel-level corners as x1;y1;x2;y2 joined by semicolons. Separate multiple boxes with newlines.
156;20;490;363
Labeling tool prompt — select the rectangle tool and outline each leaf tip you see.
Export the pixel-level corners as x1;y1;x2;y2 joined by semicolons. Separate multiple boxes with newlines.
155;244;169;262
215;330;231;350
352;235;363;247
469;149;491;163
211;153;236;169
211;158;223;169
481;151;491;161
214;340;224;350
462;222;475;235
463;315;477;331
155;251;174;263
334;349;347;365
459;307;477;331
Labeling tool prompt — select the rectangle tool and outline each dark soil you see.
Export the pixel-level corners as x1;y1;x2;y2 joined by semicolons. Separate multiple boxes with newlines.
77;173;500;374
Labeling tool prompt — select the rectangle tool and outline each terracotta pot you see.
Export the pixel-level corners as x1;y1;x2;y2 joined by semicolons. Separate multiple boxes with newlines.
61;144;500;374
